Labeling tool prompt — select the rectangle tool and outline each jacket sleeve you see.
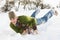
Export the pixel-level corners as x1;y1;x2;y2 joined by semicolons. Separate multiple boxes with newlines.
10;23;20;33
10;22;23;34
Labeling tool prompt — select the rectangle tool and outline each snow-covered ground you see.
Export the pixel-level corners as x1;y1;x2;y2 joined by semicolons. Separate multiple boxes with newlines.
0;0;60;40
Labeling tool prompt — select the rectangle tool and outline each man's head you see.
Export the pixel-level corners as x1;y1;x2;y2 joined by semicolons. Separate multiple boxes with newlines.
8;11;16;20
8;11;17;24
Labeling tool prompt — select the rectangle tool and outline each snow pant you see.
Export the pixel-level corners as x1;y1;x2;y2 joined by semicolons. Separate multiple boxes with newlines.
31;9;54;25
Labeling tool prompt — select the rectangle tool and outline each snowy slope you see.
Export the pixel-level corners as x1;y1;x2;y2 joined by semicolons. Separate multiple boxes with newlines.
0;8;60;40
0;0;60;40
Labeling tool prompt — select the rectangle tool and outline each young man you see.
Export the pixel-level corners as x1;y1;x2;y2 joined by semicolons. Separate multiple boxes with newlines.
9;11;37;35
9;8;58;35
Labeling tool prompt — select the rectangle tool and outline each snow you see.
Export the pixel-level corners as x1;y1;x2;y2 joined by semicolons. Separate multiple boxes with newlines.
0;0;60;40
43;0;60;7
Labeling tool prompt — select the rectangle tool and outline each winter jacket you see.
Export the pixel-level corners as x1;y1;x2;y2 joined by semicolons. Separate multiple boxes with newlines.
10;15;36;34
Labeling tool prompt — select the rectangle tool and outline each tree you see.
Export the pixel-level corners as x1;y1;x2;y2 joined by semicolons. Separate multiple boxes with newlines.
1;0;15;12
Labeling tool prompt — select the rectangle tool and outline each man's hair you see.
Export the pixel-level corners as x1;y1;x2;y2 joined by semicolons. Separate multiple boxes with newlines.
8;11;16;20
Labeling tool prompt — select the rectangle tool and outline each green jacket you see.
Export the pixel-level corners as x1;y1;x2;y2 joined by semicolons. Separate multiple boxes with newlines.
10;15;37;34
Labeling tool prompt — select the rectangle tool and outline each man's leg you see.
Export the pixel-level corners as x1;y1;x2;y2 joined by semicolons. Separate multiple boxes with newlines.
36;10;55;25
31;8;40;18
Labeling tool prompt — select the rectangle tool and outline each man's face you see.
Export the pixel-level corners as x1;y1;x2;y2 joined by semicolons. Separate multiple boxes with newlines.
11;17;17;24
